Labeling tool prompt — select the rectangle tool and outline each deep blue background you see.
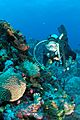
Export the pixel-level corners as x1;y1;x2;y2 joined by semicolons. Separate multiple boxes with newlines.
0;0;80;49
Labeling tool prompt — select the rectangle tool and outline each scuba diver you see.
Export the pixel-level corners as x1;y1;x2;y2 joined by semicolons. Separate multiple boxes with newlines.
42;25;76;69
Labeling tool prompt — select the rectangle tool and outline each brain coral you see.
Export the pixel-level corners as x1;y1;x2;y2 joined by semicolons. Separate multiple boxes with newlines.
0;67;26;102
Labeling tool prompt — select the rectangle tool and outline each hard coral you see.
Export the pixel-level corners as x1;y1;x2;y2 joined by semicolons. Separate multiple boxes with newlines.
0;67;26;102
20;60;40;78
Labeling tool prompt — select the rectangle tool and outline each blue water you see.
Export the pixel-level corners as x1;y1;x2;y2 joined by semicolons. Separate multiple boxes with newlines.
0;0;80;49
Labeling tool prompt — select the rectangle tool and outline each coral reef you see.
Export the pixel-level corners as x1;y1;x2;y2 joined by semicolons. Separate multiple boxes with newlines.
0;20;80;120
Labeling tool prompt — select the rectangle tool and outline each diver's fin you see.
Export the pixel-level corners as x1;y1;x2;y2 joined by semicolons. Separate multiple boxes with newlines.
57;24;67;35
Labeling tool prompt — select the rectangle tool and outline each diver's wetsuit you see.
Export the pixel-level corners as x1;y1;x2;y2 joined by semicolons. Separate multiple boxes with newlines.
43;45;59;66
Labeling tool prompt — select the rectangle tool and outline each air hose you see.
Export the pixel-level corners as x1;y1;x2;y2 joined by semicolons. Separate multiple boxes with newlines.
33;40;48;70
33;39;62;70
33;39;58;80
